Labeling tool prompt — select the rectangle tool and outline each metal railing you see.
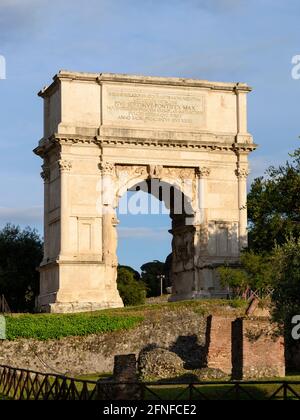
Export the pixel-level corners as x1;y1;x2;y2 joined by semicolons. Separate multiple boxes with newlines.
1;365;300;400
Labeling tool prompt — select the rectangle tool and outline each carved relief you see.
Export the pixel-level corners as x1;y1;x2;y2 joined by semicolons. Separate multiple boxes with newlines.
147;165;164;179
173;228;195;266
100;161;115;176
196;167;211;178
58;159;72;172
236;168;249;179
163;167;195;181
116;165;148;179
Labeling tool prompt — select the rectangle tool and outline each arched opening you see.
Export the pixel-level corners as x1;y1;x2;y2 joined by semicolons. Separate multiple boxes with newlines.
116;177;195;300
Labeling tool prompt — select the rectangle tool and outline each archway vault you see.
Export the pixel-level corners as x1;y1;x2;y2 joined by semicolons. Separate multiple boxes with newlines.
34;71;257;313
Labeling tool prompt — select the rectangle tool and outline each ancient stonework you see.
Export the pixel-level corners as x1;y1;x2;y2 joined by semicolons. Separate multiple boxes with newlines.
206;316;234;376
34;71;256;313
232;318;285;380
0;310;286;380
207;316;285;380
138;347;185;380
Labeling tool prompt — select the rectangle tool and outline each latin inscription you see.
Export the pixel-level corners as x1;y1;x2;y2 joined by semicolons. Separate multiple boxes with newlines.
104;86;206;128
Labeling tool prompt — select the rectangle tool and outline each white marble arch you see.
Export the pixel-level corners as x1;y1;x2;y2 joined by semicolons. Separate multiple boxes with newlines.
34;71;256;313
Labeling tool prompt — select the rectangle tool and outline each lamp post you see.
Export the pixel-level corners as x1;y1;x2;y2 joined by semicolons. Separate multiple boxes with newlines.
157;274;165;296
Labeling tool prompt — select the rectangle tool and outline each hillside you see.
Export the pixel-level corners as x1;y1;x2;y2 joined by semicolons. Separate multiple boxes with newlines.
0;299;249;376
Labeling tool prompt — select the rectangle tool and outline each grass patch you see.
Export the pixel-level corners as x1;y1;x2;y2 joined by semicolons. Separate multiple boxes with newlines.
2;298;247;341
5;313;143;341
101;298;248;317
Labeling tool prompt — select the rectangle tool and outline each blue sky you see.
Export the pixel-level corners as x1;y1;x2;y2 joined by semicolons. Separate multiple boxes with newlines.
0;0;299;271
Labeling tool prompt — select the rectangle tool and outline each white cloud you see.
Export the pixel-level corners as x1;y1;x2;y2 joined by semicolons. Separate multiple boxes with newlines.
118;227;171;240
0;0;48;44
0;206;43;227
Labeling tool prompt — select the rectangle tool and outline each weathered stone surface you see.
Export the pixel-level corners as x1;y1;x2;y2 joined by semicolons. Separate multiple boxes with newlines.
193;367;228;381
0;311;287;380
112;354;141;400
138;347;184;380
0;309;207;376
233;318;285;380
207;316;285;380
34;71;256;313
206;316;234;375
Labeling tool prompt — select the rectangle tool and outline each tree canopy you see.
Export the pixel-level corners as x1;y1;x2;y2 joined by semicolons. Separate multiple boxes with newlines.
271;237;300;329
117;266;146;306
217;251;274;297
140;260;166;297
0;224;43;312
247;148;300;253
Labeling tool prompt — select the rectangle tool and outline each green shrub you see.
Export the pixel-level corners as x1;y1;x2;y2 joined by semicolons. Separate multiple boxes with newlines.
229;299;247;309
272;237;300;329
117;267;146;306
5;313;143;341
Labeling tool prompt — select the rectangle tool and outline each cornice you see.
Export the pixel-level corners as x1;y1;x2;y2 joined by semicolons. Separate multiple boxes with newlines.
34;133;257;157
38;70;252;98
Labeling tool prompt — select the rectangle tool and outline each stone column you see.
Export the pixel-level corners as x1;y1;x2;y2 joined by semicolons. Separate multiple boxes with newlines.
40;164;50;262
196;167;211;225
102;212;119;267
194;167;212;297
100;161;117;266
236;168;249;250
58;159;72;257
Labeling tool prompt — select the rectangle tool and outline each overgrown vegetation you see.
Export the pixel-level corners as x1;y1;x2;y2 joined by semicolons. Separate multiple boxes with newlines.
271;238;300;330
141;260;169;297
0;224;43;312
2;298;247;340
217;251;274;297
117;266;147;306
247;148;300;253
5;313;143;341
218;147;300;328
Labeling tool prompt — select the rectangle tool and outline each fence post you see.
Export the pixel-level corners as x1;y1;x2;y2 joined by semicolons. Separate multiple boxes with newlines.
283;382;288;401
189;384;193;400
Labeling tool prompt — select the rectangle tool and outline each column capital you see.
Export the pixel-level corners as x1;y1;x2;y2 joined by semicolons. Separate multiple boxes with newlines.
58;159;72;173
196;167;211;178
236;168;249;179
100;161;115;176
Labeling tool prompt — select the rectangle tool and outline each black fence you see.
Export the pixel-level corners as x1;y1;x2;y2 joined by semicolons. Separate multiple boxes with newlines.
1;365;300;400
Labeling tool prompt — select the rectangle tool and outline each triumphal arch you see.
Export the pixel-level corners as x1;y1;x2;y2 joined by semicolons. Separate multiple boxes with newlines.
34;71;256;313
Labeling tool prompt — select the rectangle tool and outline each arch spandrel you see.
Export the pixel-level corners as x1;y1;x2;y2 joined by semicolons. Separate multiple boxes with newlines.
114;165;197;213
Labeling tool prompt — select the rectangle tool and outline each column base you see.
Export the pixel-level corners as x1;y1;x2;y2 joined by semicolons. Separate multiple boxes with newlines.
38;301;124;314
37;260;124;313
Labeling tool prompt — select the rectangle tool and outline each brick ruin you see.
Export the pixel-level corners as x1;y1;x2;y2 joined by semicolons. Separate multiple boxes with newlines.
111;316;285;393
207;316;285;379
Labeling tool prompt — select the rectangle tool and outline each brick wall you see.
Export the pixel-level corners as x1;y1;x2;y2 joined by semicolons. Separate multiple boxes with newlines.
239;318;285;379
206;316;234;375
206;316;285;379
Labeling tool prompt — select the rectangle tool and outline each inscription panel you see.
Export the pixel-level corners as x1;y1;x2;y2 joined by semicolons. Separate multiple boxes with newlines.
103;84;206;130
